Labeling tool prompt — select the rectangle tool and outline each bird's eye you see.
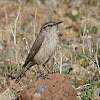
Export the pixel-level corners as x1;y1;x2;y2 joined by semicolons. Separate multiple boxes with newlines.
43;27;46;29
48;25;52;27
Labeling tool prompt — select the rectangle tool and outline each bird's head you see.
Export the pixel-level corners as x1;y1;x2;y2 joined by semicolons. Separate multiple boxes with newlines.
40;21;63;33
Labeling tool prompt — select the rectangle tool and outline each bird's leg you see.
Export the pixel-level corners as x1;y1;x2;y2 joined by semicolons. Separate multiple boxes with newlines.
43;64;56;74
43;64;51;73
37;66;50;79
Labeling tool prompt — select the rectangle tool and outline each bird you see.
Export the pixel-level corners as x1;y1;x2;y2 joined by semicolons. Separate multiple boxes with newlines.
15;21;63;83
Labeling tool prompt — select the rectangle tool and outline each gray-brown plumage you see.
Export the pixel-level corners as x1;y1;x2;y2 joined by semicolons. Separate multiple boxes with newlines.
15;21;62;83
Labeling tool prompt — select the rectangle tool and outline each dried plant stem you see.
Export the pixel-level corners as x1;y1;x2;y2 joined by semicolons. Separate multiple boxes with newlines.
95;31;99;68
69;45;73;63
33;0;37;40
82;27;86;55
14;1;21;45
59;45;62;73
4;6;8;26
10;1;21;63
76;84;90;90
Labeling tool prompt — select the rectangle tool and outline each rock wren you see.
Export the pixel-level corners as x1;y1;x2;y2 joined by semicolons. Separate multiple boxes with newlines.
15;21;63;83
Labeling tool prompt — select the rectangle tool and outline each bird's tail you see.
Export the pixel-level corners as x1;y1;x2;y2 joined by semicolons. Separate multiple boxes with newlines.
15;68;27;83
15;63;34;83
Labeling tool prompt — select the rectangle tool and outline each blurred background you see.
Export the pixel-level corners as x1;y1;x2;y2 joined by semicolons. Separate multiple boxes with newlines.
0;0;100;99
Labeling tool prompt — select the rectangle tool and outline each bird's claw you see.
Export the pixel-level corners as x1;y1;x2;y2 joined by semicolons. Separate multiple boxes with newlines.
37;74;50;80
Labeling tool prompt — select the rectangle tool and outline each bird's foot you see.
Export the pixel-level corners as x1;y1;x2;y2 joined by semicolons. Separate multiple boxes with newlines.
48;71;59;74
48;71;54;74
38;65;50;79
37;74;50;80
44;68;55;74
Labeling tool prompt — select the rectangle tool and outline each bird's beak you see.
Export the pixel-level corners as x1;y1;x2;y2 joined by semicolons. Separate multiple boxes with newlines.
56;21;63;25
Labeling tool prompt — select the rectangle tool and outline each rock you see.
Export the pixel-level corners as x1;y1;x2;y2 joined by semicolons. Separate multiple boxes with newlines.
20;73;77;100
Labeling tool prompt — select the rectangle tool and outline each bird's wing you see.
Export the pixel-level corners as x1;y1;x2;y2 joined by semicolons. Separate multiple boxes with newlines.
22;33;45;68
